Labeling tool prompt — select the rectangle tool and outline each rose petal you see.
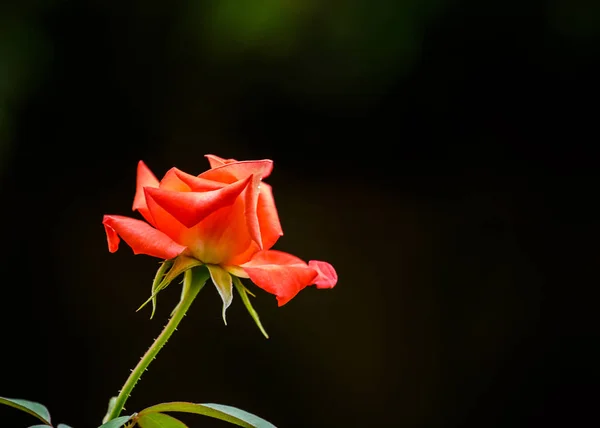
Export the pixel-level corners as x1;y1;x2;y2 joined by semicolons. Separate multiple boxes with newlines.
244;173;263;249
159;167;192;192
132;161;159;225
308;260;338;289
242;250;319;306
257;183;283;250
174;168;227;192
199;159;273;183
104;221;120;253
205;154;237;169
144;175;252;228
144;191;188;244
102;215;186;259
190;197;254;265
225;241;260;267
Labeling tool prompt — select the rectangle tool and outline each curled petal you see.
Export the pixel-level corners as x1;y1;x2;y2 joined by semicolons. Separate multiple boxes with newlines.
104;221;120;253
102;215;186;259
132;161;159;225
199;159;273;183
242;250;319;306
308;260;338;289
144;175;252;229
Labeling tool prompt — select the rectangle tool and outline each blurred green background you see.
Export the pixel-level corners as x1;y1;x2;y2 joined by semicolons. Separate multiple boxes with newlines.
1;1;598;427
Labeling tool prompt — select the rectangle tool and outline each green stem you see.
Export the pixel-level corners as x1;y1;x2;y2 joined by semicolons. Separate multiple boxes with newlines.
105;266;209;422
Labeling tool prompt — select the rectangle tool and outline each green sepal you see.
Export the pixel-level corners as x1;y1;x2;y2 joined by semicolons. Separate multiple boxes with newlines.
0;396;51;425
206;264;233;325
138;256;203;318
136;401;277;428
137;259;173;317
233;277;269;339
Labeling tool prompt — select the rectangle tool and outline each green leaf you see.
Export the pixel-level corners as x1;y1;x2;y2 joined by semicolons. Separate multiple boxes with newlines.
202;404;276;428
97;415;132;428
207;264;233;325
30;425;72;428
0;396;51;425
138;402;277;428
137;412;188;428
233;277;269;338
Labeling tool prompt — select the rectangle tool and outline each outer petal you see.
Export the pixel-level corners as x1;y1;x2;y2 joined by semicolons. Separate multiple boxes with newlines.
132;161;159;225
205;154;237;169
242;250;319;306
308;260;338;289
199;159;273;183
257;183;283;250
102;215;186;259
144;175;252;229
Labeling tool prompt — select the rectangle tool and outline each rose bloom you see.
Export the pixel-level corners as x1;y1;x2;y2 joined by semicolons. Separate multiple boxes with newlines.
103;155;337;306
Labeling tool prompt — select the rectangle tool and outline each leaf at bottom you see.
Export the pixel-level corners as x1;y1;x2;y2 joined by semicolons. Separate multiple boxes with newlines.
0;396;51;425
138;401;276;428
97;415;132;428
137;412;188;428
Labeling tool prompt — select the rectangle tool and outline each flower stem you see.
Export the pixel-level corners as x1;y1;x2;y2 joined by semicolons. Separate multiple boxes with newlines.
104;266;210;422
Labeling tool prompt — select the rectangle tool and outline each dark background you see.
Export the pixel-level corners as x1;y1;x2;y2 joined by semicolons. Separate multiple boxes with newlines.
1;1;598;427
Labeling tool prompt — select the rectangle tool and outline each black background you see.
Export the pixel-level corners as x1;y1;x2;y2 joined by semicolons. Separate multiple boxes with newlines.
1;1;598;427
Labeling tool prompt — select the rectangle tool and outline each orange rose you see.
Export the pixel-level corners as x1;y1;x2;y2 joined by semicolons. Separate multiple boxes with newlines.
103;155;337;309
